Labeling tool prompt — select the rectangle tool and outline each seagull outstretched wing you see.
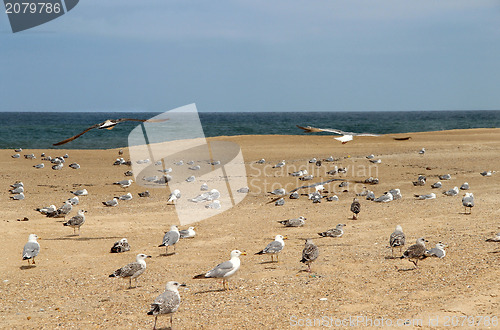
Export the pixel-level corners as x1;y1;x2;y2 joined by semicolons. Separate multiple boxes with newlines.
53;118;169;146
296;125;380;137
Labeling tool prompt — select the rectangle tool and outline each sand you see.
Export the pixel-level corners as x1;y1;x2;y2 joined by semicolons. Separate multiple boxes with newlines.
1;128;499;329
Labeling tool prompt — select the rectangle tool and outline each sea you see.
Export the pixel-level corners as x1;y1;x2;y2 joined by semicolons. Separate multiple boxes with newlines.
1;110;499;150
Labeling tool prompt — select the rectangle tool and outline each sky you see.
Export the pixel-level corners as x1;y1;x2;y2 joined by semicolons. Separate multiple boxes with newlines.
1;0;500;112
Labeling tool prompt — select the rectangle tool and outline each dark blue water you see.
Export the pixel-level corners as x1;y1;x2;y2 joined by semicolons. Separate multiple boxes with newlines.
0;111;498;149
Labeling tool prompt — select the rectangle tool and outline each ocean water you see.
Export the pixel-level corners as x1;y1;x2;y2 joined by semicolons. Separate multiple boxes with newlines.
0;110;498;150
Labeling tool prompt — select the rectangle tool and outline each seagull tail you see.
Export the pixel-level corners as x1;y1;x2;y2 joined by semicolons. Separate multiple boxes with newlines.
255;250;265;255
300;258;307;264
63;222;69;226
147;304;160;315
317;232;326;237
158;243;165;247
193;273;207;279
108;273;116;278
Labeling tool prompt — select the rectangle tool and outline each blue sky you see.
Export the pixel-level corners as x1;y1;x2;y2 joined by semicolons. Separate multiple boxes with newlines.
1;0;499;112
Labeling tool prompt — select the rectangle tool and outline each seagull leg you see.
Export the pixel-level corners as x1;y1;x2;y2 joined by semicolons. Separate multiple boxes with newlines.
153;315;157;330
129;277;132;289
27;259;30;265
170;314;173;328
391;247;394;258
276;254;279;263
307;264;312;272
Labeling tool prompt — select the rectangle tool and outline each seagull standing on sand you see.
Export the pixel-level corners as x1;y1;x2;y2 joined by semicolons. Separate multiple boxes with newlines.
109;253;151;288
147;281;186;330
159;225;180;254
400;237;428;268
296;125;380;144
53;118;169;145
318;224;345;238
22;234;40;265
63;210;87;235
350;198;361;220
389;225;406;257
300;239;319;272
462;193;474;214
193;250;246;290
255;235;287;262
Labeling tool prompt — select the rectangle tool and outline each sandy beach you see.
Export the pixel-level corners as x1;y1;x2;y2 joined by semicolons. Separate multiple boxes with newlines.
1;128;499;329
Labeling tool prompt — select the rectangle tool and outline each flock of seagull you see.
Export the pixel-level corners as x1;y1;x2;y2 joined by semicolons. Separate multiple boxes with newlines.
8;122;499;329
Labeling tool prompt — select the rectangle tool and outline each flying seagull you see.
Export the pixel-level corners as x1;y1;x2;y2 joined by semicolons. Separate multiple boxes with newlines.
296;125;380;144
53;118;169;146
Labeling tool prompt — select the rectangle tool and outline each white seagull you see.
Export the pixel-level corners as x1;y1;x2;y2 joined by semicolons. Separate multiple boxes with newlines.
297;125;380;144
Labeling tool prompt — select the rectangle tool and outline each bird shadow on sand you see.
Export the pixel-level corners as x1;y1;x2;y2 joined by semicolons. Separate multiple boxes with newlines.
158;252;176;257
20;265;37;270
259;260;279;265
45;236;122;241
487;250;500;254
194;288;227;295
397;267;417;272
384;256;401;260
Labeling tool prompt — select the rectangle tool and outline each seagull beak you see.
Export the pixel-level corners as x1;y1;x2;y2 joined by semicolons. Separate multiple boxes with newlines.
283;236;288;240
240;252;247;256
180;283;187;287
147;255;152;258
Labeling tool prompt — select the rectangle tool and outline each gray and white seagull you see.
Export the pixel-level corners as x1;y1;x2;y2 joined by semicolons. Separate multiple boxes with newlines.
297;125;380;144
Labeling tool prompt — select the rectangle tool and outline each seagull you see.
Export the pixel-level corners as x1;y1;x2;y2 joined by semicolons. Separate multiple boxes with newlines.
389;225;405;257
63;210;87;235
273;160;285;168
200;183;209;191
109;253;151;288
290;191;300;199
271;188;286;195
22;234;40;265
374;192;393;203
369;159;382;164
412;175;426;186
485;233;500;242
275;198;285;206
10;182;23;188
11;153;20;158
110;238;131;253
53;118;169;145
297;125;380;144
147;281;186;330
419;148;425;154
256;159;265;164
278;216;306;227
69;163;80;169
116;193;133;201
414;193;436;200
318;224;345;238
425;242;446;258
255;235;287;262
33;163;44;169
460;182;470;190
67;196;79;205
113;179;133;189
71;189;88;196
193;250;246;290
350;198;361;220
439;174;451;180
480;170;493;177
431;182;442;189
167;189;181;203
443;187;459;196
159;225;180;255
47;201;72;219
10;186;24;194
36;205;56;215
179;227;196;238
102;198;119;207
462;193;474;214
300;239;319;272
400;237;428;268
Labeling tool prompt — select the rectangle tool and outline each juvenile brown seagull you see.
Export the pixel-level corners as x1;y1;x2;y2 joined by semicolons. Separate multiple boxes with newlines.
147;281;186;330
300;239;319;272
389;225;406;257
109;253;151;288
400;237;428;268
53;118;169;145
350;198;361;220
